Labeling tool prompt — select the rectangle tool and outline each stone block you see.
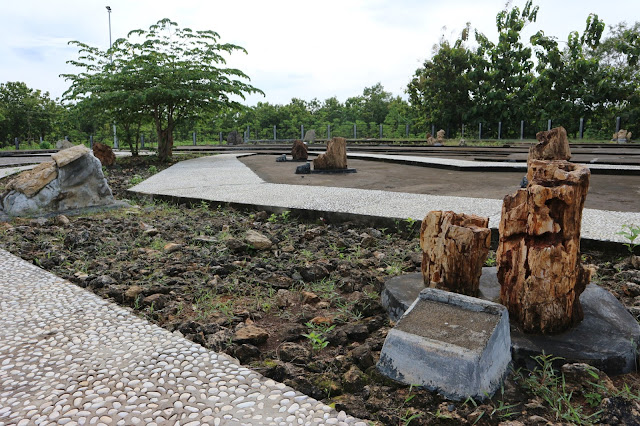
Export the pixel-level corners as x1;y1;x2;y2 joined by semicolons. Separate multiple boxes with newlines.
51;144;91;167
377;288;511;400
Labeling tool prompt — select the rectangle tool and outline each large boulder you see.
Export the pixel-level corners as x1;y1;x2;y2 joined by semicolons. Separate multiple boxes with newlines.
93;142;116;166
291;140;308;161
56;139;75;150
303;130;316;143
1;148;115;217
227;130;243;145
313;137;347;170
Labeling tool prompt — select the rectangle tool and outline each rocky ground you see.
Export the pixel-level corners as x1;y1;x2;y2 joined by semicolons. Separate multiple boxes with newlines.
2;154;640;425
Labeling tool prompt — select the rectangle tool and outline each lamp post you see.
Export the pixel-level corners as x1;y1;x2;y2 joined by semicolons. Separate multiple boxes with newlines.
106;6;118;149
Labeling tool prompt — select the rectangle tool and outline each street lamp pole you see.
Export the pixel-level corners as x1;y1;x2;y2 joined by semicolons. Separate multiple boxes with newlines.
106;6;118;149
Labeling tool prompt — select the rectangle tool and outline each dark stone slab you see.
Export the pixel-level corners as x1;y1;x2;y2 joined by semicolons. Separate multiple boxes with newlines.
295;163;310;174
382;268;640;375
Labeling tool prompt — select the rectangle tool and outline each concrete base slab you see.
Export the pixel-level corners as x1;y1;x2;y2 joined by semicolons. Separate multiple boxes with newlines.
377;288;511;400
382;269;640;375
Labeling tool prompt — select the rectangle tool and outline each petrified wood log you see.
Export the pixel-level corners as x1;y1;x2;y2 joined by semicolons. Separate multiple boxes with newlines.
497;160;592;334
291;139;308;161
420;211;491;297
313;137;347;170
529;126;571;166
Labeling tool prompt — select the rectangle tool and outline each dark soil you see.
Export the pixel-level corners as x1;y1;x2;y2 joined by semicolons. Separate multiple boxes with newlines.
2;154;640;425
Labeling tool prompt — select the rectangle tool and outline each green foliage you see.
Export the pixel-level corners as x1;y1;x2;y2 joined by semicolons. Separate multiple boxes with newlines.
129;175;144;186
302;322;335;352
516;354;601;424
617;224;640;254
63;18;263;161
39;141;52;150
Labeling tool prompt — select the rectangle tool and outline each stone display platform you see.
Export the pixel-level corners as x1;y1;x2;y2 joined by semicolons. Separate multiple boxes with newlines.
0;248;364;425
377;288;511;400
382;269;640;375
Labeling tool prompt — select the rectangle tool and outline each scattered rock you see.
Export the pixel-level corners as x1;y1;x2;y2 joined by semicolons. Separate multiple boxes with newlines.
276;289;298;308
348;344;374;370
341;323;369;342
278;342;311;362
300;263;330;282
53;214;70;226
143;293;167;309
124;285;144;300
301;291;320;305
267;275;294;289
275;154;287;162
342;365;367;392
303;130;316;143
233;325;269;344
623;282;640;297
233;344;261;363
245;230;272;250
163;243;182;254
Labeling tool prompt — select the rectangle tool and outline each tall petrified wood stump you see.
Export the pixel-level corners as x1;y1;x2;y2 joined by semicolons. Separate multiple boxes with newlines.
497;160;592;334
420;211;491;297
529;127;572;165
313;137;347;170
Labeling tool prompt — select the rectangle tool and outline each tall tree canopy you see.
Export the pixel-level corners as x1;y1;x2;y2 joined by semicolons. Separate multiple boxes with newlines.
62;18;263;161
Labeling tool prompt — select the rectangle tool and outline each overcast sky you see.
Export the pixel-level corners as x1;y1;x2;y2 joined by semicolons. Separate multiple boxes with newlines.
1;0;638;106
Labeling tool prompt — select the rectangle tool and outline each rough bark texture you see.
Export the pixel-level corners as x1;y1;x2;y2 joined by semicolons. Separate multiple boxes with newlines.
420;211;491;297
313;137;347;170
529;127;571;168
291;140;308;161
92;142;116;166
497;160;592;334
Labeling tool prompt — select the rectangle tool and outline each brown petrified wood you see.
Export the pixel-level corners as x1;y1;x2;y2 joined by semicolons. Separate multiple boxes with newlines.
497;160;592;334
313;137;347;170
92;142;116;166
420;211;491;297
291;140;308;161
529;127;571;167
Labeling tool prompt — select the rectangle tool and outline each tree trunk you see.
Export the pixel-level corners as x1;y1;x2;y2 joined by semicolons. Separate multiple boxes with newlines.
497;160;592;334
420;210;491;297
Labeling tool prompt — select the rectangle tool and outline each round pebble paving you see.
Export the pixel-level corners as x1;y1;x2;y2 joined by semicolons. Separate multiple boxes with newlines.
0;248;367;425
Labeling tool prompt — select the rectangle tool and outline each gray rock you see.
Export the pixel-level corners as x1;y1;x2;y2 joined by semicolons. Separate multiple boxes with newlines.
227;130;243;145
278;342;310;362
295;163;311;174
1;152;115;217
303;130;316;143
56;139;75;150
377;288;512;400
275;154;287;162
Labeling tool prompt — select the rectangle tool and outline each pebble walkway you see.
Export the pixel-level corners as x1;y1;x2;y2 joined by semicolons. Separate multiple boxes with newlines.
0;249;365;425
130;153;640;243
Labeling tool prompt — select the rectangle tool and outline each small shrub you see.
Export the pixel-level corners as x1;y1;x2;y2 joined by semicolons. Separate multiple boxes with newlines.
39;141;52;150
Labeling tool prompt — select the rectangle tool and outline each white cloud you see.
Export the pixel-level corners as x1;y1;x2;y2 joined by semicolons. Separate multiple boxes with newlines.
1;0;638;104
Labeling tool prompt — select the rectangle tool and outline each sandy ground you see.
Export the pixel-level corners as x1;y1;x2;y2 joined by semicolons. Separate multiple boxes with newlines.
240;154;640;213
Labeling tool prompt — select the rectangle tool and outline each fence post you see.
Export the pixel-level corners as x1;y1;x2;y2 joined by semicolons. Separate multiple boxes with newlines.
431;124;435;137
478;122;482;140
327;124;331;139
113;123;118;149
193;131;196;146
246;126;250;142
520;120;524;140
498;122;502;139
301;124;304;140
353;124;357;139
219;131;223;143
14;137;19;150
547;119;552;131
141;134;145;149
462;124;465;139
90;135;94;149
579;118;584;139
273;125;276;141
616;116;621;134
379;124;383;139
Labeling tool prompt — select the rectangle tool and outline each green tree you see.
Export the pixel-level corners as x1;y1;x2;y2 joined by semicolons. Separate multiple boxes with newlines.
407;25;473;135
63;18;262;161
0;81;62;146
470;1;538;137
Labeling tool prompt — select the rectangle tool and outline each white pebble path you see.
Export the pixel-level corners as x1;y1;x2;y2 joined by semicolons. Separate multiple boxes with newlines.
0;248;367;426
